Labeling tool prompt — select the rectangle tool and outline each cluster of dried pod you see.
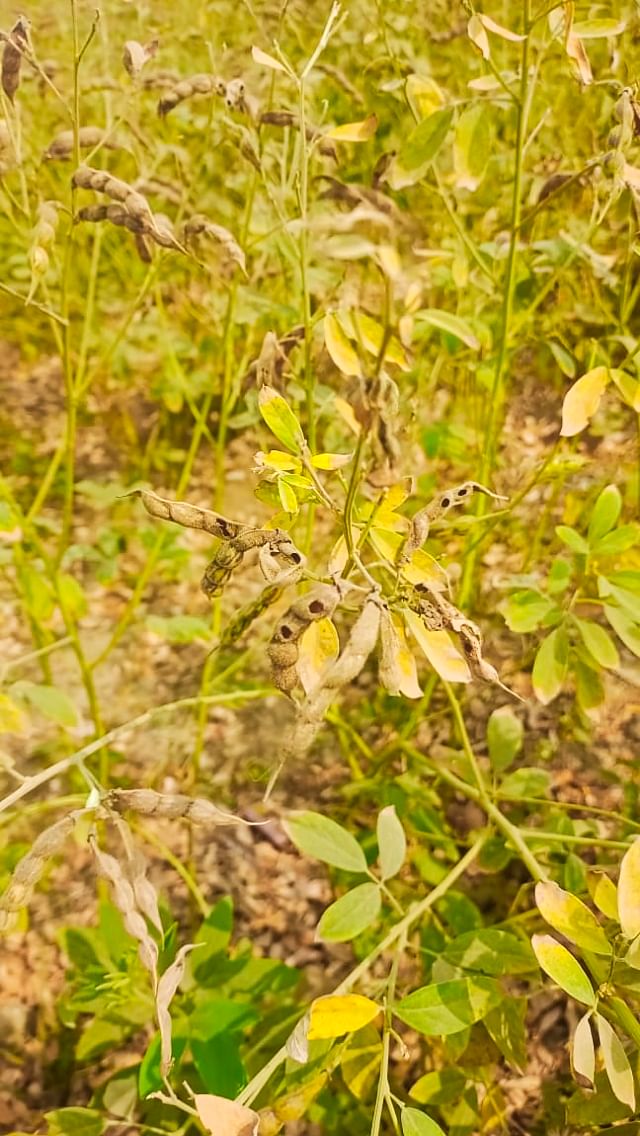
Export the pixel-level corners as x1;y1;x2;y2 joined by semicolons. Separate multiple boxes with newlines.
130;489;306;599
73;165;186;257
1;16;30;103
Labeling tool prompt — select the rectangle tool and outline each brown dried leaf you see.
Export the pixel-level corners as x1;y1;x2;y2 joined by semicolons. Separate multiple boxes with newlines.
195;1094;259;1136
2;16;30;103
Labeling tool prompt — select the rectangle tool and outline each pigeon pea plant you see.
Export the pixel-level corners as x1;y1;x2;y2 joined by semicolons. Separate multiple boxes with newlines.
2;1;640;1136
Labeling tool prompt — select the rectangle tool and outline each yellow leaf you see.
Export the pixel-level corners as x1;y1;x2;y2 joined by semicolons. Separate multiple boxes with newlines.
560;367;610;436
618;837;640;940
254;449;300;472
334;396;361;435
379;609;423;698
324;312;362;376
0;692;26;734
278;478;298;514
375;244;401;280
308;994;381;1039
337;310;410;371
311;451;352;470
195;1094;259;1136
403;608;471;683
298;617;340;695
401;548;449;590
405;75;445;121
325;114;378;141
369;527;403;563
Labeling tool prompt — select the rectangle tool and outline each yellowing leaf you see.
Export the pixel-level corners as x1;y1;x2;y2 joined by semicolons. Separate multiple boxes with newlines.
572;1013;595;1086
375;478;414;523
618;837;640;940
0;692;26;734
324;313;362;377
468;13;490;59
277;477;298;514
401;548;449;590
405;75;445;121
587;872;619;921
311;451;352;470
298;617;340;695
531;934;596;1006
308;994;381;1039
379;608;423;699
535;881;611;955
254;449;300;472
403;609;471;683
325;114;378;141
195;1094;259;1136
251;45;288;73
337;310;410;371
258;385;304;451
369;526;403;563
596;1014;636;1111
479;13;526;41
334;396;361;435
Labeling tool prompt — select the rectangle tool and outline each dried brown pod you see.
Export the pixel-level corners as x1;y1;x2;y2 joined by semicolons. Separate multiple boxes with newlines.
183;213;246;273
267;584;343;694
78;201;185;254
157;73;224;117
123;38;158;78
72;165;155;224
401;481;507;564
90;836;159;980
316;175;396;216
106;788;242;825
45;126;123;161
245;326;304;392
0;813;77;932
260;110;337;159
2;16;30;103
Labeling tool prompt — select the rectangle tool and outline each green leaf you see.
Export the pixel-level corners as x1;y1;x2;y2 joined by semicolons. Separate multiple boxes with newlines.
284;811;368;873
45;1110;105;1136
146;614;211;643
532;627;568;705
453;104;490;190
484;998;527;1071
596;1014;636;1111
618;838;640;940
12;681;78;727
572;18;626;38
593;525;639;556
409;1068;466;1105
535;881;611;955
377;805;407;880
604;606;640;657
575;618;619;669
499;767;551;798
340;1023;382;1100
258;385;304;452
317;882;382;942
415;309;480;349
587;872;619;921
500;590;557;633
441;929;538;977
487;707;523;772
556;525;590;554
572;1013;595;1086
395;977;503;1036
588;485;622;543
402;1108;446;1136
531;934;596;1006
388;107;453;189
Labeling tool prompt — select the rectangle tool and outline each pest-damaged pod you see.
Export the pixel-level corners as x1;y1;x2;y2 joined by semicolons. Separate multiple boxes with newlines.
268;584;343;695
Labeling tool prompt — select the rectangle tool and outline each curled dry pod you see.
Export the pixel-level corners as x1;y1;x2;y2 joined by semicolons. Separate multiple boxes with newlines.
123;38;158;78
128;488;243;539
106;788;241;825
0;813;77;932
268;584;342;695
401;481;507;563
158;73;224;116
2;16;30;103
90;837;158;980
183;213;246;273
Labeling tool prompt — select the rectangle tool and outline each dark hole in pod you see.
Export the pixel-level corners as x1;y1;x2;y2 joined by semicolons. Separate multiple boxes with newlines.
309;599;325;614
441;497;450;508
280;624;294;639
457;487;468;497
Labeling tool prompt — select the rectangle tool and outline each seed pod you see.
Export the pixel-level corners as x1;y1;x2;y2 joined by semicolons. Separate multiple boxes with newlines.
260;110;337;159
183;213;246;273
401;481;507;563
0;813;77;932
128;488;244;539
122;38;158;78
44;126;123;161
218;584;282;649
90;837;159;981
157;73;224;117
2;16;30;103
268;584;342;694
106;788;241;825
